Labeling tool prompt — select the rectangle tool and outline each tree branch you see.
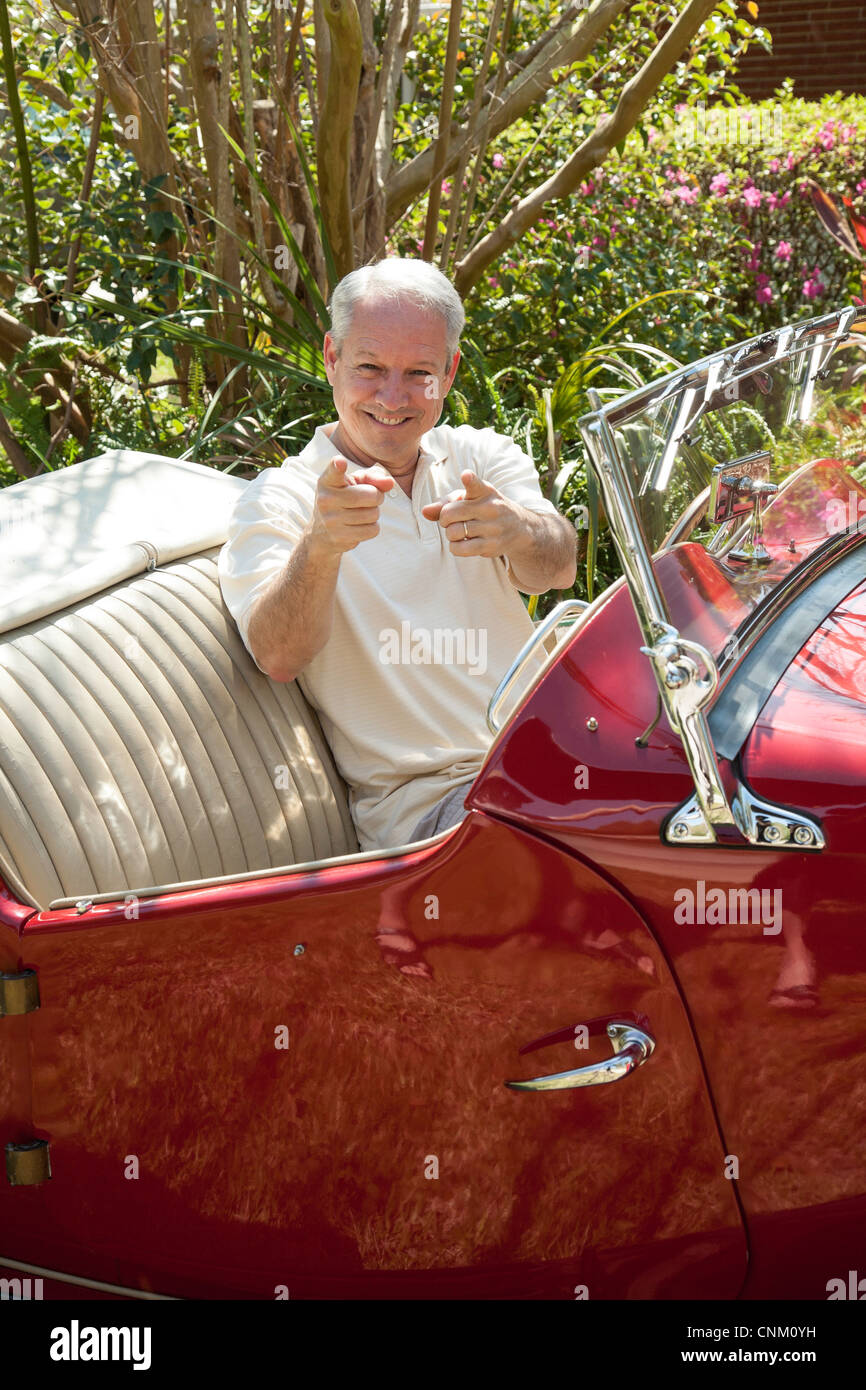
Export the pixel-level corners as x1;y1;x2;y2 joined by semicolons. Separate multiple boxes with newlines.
454;0;723;296
386;0;631;226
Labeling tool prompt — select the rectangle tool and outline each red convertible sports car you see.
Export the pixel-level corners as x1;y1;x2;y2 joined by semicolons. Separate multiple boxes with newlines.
1;304;865;1301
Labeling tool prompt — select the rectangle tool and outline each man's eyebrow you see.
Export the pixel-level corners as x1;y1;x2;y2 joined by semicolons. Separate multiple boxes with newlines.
350;352;442;369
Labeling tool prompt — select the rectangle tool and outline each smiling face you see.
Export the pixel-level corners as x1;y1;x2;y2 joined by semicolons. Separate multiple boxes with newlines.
323;298;460;473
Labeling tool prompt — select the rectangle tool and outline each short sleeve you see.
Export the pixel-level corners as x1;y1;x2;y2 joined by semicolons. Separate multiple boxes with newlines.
460;426;559;516
444;425;564;594
217;464;316;666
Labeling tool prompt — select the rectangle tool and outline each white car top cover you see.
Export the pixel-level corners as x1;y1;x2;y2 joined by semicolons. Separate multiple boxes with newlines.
0;450;247;635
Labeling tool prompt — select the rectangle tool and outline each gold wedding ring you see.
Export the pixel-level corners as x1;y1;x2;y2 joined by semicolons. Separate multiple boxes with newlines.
463;521;469;540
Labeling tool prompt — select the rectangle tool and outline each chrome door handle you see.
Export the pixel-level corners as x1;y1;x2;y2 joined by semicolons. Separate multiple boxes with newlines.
505;1021;655;1092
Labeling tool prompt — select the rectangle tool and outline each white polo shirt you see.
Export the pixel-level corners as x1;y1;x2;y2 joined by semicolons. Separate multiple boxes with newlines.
218;422;562;851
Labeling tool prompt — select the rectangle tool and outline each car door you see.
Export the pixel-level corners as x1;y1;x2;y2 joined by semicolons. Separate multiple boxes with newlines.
3;808;746;1299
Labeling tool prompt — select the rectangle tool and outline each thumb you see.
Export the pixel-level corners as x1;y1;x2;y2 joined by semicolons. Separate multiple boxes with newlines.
461;469;493;499
320;455;350;487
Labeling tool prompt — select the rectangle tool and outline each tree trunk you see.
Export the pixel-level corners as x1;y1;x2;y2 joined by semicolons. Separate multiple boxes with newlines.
317;0;363;281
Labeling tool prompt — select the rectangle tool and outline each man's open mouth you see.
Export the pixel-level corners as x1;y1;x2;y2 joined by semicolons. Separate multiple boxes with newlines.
365;411;412;427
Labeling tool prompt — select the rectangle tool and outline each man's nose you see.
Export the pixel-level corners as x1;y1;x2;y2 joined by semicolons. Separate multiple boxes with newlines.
375;372;410;409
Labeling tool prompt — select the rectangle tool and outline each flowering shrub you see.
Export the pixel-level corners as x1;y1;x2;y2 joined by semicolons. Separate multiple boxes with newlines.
468;86;866;402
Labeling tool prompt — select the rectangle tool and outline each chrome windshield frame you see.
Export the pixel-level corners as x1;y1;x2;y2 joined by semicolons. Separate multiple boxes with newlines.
575;305;866;848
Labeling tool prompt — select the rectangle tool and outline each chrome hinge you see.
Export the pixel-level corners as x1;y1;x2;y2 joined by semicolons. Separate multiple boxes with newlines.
0;969;40;1017
5;1140;51;1186
667;787;824;849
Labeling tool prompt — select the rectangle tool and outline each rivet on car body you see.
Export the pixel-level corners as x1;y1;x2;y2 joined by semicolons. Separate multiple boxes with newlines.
763;824;783;844
671;821;689;840
793;826;814;847
293;944;306;957
586;717;598;731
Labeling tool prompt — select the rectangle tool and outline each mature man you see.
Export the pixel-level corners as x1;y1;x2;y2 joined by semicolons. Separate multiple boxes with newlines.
218;257;577;853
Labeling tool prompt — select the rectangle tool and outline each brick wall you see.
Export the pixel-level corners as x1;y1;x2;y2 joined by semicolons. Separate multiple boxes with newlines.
734;0;866;100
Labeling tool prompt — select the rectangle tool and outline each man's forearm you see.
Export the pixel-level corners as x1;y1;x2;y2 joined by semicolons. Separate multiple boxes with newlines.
503;508;577;594
246;525;342;681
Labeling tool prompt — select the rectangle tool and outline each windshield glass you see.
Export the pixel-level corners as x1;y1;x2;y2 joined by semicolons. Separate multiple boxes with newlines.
604;313;866;660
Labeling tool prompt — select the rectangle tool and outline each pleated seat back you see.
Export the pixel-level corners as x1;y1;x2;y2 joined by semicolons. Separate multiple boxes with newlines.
0;549;359;910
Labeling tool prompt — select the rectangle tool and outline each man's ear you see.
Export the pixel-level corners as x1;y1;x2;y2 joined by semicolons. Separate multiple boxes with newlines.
323;332;338;384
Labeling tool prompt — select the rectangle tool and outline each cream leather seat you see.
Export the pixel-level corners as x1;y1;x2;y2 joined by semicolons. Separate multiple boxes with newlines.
0;543;359;912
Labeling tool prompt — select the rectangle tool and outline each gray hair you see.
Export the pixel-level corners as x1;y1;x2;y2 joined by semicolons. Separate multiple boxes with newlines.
328;257;465;363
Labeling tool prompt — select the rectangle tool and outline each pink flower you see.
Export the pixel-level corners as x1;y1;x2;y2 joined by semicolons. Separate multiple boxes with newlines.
674;185;699;204
609;222;619;236
775;240;792;261
766;192;779;210
842;124;857;141
756;283;773;304
710;172;729;196
488;275;499;288
664;167;677;182
768;158;780;173
802;268;826;300
676;168;690;184
629;195;640;208
661;190;673;205
819;130;836;150
491;152;504;170
591;234;606;248
579;179;595;196
798;181;811;198
743;185;763;209
781;190;791;207
785;152;797;171
441;180;451;194
745;240;762;272
857;180;866;196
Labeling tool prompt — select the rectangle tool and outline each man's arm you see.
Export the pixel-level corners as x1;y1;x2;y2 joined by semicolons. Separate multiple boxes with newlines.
246;527;342;681
246;456;393;681
501;506;578;594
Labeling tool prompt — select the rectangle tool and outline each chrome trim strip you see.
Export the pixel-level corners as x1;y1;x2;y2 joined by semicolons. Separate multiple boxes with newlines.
0;1252;177;1299
46;827;465;911
486;598;588;734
